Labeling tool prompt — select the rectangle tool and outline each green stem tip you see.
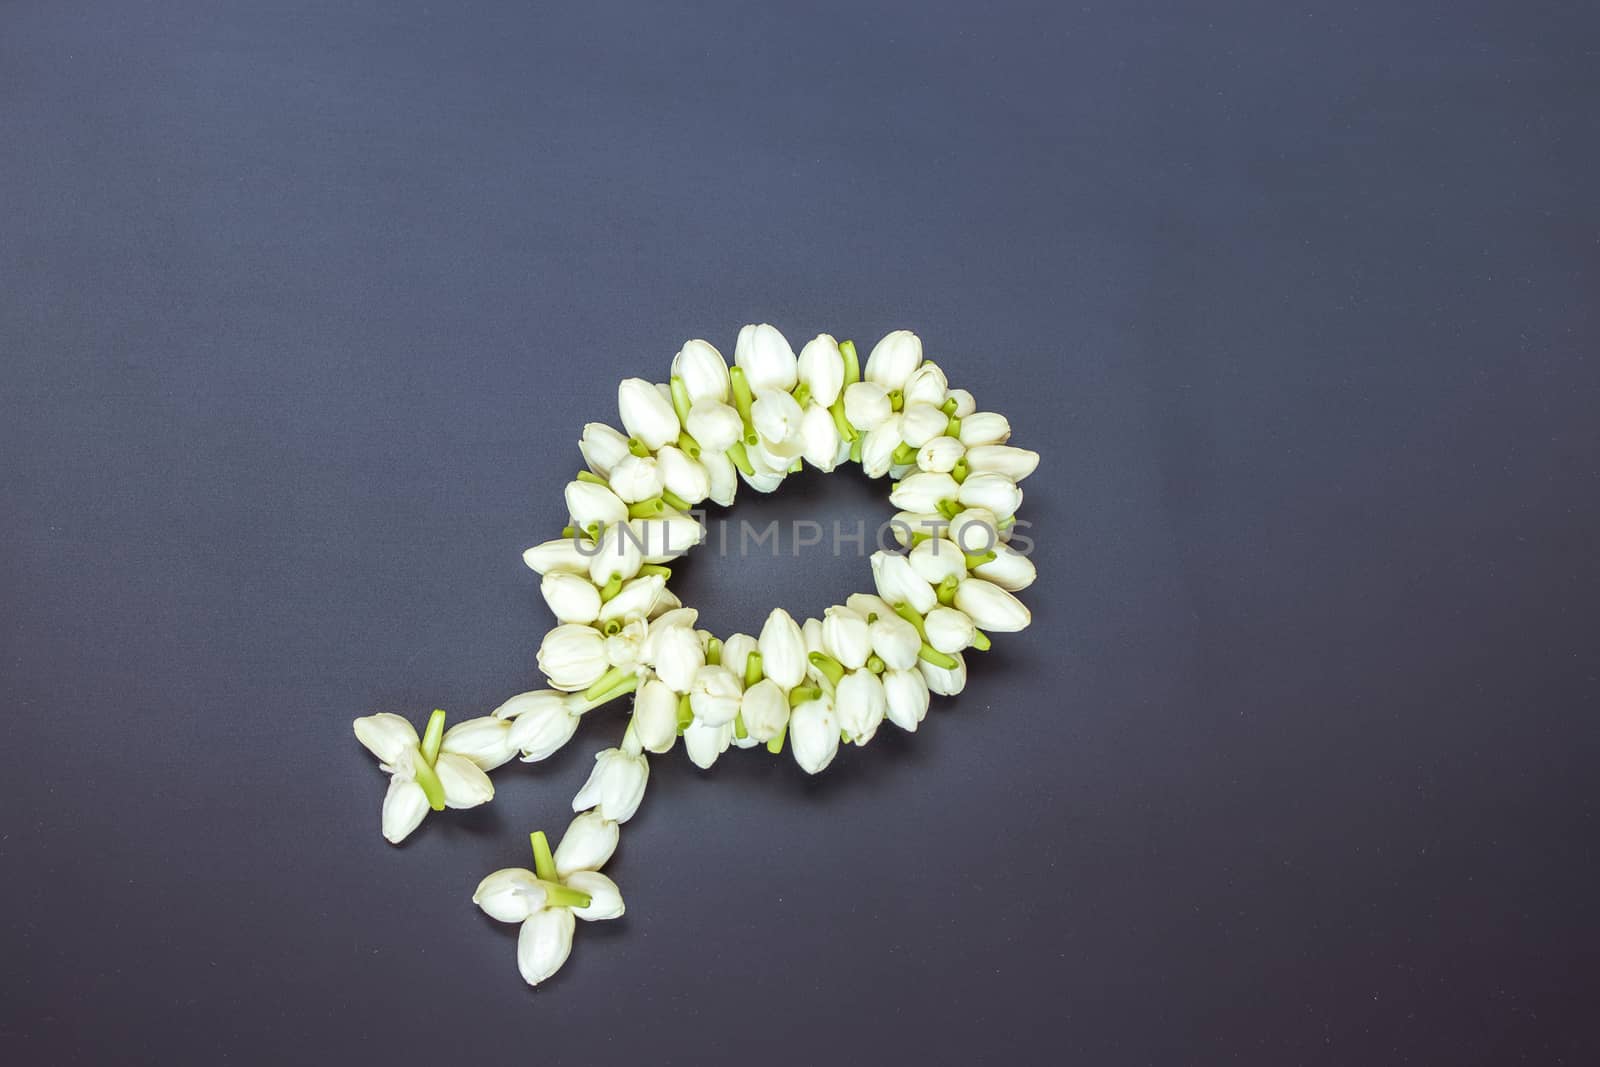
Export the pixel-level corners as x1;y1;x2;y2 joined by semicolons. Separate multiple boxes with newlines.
420;709;447;765
530;831;558;882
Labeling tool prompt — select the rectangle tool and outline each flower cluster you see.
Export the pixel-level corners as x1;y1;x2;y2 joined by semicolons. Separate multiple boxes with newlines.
355;326;1037;986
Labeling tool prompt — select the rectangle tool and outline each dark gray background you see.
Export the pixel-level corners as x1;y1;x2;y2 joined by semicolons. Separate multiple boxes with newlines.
3;1;1596;1063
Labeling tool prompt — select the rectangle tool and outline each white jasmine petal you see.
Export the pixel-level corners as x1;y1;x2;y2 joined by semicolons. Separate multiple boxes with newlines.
719;633;758;679
871;551;938;614
631;677;680;754
354;713;421;766
957;472;1023;519
588;521;646;585
565;480;627;530
657;445;710;504
902;362;949;408
859;417;903;478
508;698;581;761
924;606;976;654
565;870;626;921
955;577;1031;632
739;678;789;742
964;444;1039;481
650;624;704;692
916;435;964;473
440;716;519;771
845;591;893;621
689;664;742;727
605;618;647;671
523;536;597;575
918;651;968;695
947;388;976;417
908;537;967;585
947;507;1002;557
734;323;798;392
869;612;922;670
958;411;1011;447
597;574;666;625
639;608;698;653
899;403;949;448
607;454;663;504
821;605;870;670
889;472;960;514
882;668;930;732
886;512;942;549
802;617;825;657
751;388;805;460
843;381;893;432
541;571;602;624
864;330;923;392
700;447;738;507
632;513;704;564
835;670;887;744
974;543;1036;591
685;399;744;454
797;333;846;407
618;377;680;450
517;906;576;987
683;717;733;769
474;868;548;923
553;810;620;877
572;747;649;823
537;624;610;692
380;776;430;844
435;752;495;808
494;688;580;720
757;608;807;689
789;695;840;774
579;423;632;477
800;404;842;471
672;339;730;403
739;465;785;493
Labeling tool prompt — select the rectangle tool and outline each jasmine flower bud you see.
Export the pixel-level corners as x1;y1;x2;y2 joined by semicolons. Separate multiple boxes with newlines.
739;678;789;742
957;411;1011;447
946;387;976;417
800;403;842;471
882;667;930;732
789;693;840;774
954;577;1032;632
503;691;583;761
845;591;893;621
435;751;495;808
597;574;667;625
517;907;576;987
821;605;870;670
631;677;680;754
916;435;964;473
672;339;731;403
964;444;1039;481
572;747;649;823
381;774;430;844
474;868;549;923
751;388;805;460
869;611;921;671
607;454;663;503
957;472;1023;520
523;535;597;575
618;377;681;450
947;507;1001;556
657;444;710;504
719;632;758;679
923;606;976;654
871;551;938;614
685;398;744;453
565;480;627;531
918;651;967;696
974;542;1036;591
835;669;887;744
440;715;520;771
553;811;620;877
632;512;704;564
802;616;826;657
734;323;798;392
859;416;903;478
889;472;961;515
886;512;941;549
589;521;645;585
354;712;420;766
604;617;647;670
701;447;738;507
898;402;950;448
757;608;808;689
843;381;893;431
579;422;632;477
902;362;948;408
684;717;734;769
908;537;966;585
537;624;610;692
797;333;846;407
565;870;626;921
864;329;922;391
650;623;705;692
689;664;743;727
541;571;602;624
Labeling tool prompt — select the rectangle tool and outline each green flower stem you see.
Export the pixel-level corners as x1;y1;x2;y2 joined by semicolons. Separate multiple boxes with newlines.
660;489;692;512
420;709;447;765
530;831;558;882
840;340;860;385
765;721;788;754
891;441;918;465
918;644;959;669
908;530;932;546
726;439;755;475
628;496;666;519
963;549;996;570
676;693;693;731
971;629;992;651
583;666;634;702
676;431;701;459
789;458;802;473
998;515;1015;532
946;416;962;438
583;673;637;708
936;498;962;519
807;652;845;687
733;713;748;740
600;617;623;637
598;574;624;602
583;521;603;543
940;396;959;416
627;436;652;458
413;755;447;811
888;389;904;412
792;382;812;408
829;397;858;442
706;637;722;666
669;376;692;423
744;651;764;688
638;563;672;578
541;882;593;910
575;469;607;486
866;654;885;673
788;685;822;707
936;575;959;606
892;601;929;639
849;437;864;464
730;365;754;425
950;456;970;483
561;524;578;539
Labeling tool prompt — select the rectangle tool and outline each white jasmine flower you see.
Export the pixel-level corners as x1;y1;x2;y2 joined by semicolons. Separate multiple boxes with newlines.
957;472;1023;519
946;387;976;417
918;651;968;696
882;668;930;732
672;339;730;403
946;507;1002;556
802;616;826;657
596;574;667;625
434;752;495;808
474;868;549;923
517;904;576;986
908;537;967;585
563;870;626;921
380;771;430;845
684;717;734;769
553;811;620;878
607;454;663;503
889;472;961;515
579;423;632;477
565;480;627;531
618;377;680;450
440;715;520;771
957;411;1011;447
974;542;1036;591
734;323;798;392
886;511;943;548
799;403;842;471
859;416;903;478
541;571;601;624
657;444;710;504
604;617;648;671
355;711;495;844
843;381;893;431
796;333;846;407
835;669;887;744
649;623;704;692
631;677;680;754
898;402;949;447
757;608;807;689
572;747;649;823
685;398;744;453
916;435;964;473
964;444;1040;481
902;362;948;408
821;605;870;670
751;388;805;460
522;535;597;575
537;624;610;692
739;678;789;742
719;632;758;679
789;693;840;774
631;512;704;563
923;606;976;654
870;550;938;614
354;711;421;766
689;664;742;727
498;689;585;761
701;446;738;507
954;577;1032;632
587;520;645;585
864;330;923;392
868;611;922;670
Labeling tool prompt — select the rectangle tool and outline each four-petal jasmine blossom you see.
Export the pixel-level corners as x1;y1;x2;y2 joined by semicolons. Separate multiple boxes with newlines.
355;710;497;844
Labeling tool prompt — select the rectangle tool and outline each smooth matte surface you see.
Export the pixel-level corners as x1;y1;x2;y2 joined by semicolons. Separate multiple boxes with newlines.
3;2;1597;1063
